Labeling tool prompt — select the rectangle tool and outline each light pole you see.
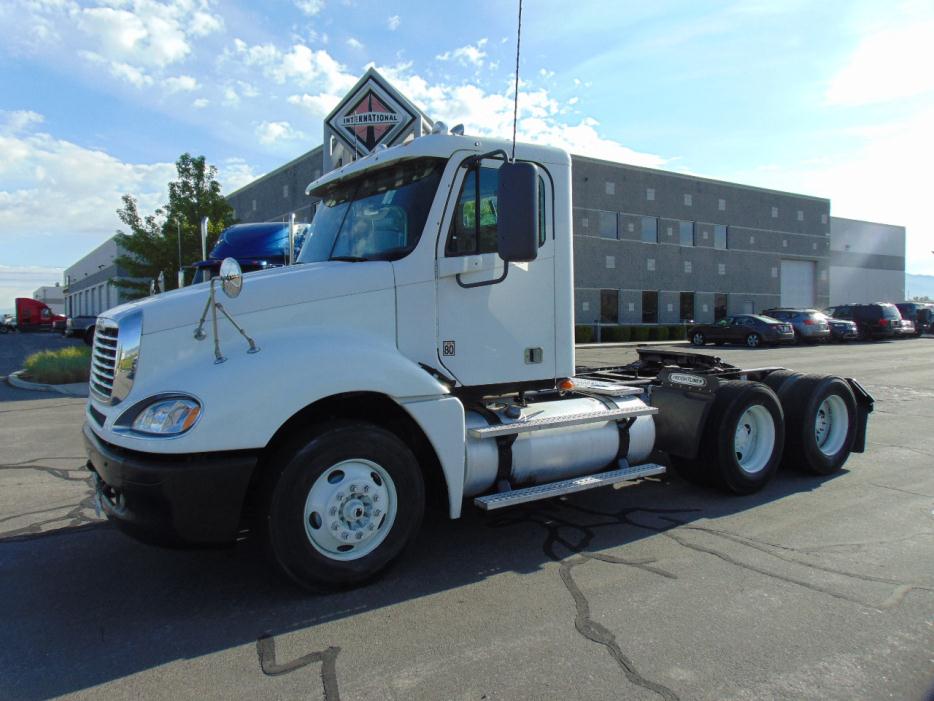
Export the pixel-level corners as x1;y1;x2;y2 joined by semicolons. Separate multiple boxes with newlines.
176;217;185;288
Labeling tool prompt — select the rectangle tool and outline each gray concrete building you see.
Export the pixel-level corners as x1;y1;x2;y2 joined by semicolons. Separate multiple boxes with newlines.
63;237;129;317
829;216;905;304
32;284;65;314
227;146;324;227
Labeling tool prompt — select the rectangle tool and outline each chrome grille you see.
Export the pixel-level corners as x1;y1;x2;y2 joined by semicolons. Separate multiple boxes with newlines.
91;323;118;400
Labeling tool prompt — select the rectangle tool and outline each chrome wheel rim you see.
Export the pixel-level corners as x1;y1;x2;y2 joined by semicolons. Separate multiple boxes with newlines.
746;334;759;348
693;333;704;345
815;394;848;456
733;404;775;475
303;459;397;561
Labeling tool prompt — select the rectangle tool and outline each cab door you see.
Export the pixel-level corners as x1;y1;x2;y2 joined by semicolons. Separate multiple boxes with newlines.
435;157;555;388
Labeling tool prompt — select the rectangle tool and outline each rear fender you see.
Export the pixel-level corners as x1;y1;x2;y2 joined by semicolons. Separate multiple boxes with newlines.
845;378;874;453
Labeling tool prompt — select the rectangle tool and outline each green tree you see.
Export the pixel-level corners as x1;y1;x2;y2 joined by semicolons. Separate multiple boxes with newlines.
114;154;236;298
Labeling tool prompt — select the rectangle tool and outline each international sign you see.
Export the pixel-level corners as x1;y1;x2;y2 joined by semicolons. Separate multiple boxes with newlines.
326;70;418;158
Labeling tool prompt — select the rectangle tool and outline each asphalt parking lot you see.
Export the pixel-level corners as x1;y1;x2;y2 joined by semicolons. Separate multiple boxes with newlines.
1;334;932;700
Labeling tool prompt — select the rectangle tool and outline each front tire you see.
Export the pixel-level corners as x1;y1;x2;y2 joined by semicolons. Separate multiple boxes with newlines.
691;332;706;346
745;333;762;348
266;422;425;591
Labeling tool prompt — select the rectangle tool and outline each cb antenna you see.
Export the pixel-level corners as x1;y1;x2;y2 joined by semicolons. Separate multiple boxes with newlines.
510;0;523;162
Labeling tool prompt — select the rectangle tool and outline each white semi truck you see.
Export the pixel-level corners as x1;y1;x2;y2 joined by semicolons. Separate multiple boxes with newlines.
84;129;873;590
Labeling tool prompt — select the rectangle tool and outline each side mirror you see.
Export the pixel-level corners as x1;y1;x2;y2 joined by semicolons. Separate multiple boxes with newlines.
219;257;243;298
496;161;539;263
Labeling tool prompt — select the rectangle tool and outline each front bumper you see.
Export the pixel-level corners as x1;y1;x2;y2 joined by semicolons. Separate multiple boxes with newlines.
84;423;258;546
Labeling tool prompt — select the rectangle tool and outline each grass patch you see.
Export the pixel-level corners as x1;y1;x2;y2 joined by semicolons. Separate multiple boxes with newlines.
22;346;91;384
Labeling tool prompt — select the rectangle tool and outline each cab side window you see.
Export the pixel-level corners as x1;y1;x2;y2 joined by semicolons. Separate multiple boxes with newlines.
446;164;547;257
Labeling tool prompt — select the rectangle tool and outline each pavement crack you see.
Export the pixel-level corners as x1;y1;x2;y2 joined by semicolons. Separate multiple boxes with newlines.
256;633;341;701
867;482;934;499
488;502;689;701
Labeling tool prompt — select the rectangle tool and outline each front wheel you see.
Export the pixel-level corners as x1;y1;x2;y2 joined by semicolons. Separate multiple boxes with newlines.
691;332;706;346
266;422;425;591
745;333;762;348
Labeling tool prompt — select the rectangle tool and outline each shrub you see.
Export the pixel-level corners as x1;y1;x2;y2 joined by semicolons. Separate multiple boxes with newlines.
575;325;594;343
633;326;650;342
669;325;687;340
618;326;632;342
22;346;91;384
655;326;670;341
603;326;625;342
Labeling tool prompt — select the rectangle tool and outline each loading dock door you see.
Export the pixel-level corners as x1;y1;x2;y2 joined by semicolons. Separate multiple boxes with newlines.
780;260;816;308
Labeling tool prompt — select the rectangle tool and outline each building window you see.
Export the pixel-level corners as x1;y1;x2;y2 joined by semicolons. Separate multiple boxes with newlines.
679;221;694;247
821;213;828;224
771;206;778;218
797;210;804;221
749;235;755;244
641;216;658;243
252;199;257;212
684;193;692;206
714;293;727;321
581;216;589;229
714;224;727;250
782;239;788;248
605;181;615;195
627;222;634;233
646;187;655;201
718;198;726;211
642;291;658;324
684;260;692;273
606;255;615;269
582;301;590;311
680;292;695;322
647;258;656;271
627;302;635;312
601;289;618;323
718;263;726;275
598;210;618;239
283;184;289;198
771;266;778;278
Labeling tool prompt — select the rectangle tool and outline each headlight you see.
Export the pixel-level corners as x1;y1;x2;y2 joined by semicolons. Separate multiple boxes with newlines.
130;397;202;435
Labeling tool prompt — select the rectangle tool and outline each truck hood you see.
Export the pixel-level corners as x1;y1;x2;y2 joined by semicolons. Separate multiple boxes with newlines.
103;261;396;335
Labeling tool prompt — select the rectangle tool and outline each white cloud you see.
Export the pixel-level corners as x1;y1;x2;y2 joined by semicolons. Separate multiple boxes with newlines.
825;18;934;106
295;0;325;16
387;15;401;31
109;61;154;87
218;158;262;194
163;74;199;93
436;39;488;68
0;110;175;258
255;120;306;145
193;97;209;109
288;92;341;118
346;37;363;50
232;40;357;93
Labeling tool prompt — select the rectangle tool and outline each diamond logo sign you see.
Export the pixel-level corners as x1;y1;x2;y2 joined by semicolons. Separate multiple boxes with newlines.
327;72;416;156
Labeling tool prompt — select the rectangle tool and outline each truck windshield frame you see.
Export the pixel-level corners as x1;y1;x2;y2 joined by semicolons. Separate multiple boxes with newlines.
298;157;446;264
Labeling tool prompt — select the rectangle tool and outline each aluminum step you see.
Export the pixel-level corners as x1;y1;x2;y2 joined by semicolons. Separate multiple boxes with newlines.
569;376;644;397
474;463;667;511
468;404;658;439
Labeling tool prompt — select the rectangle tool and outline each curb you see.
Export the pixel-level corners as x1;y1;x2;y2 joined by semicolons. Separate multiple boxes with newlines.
575;340;690;350
6;370;89;398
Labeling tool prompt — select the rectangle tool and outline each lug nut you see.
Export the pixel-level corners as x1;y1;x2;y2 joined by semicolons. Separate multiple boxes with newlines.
329;506;337;516
363;485;370;493
373;509;381;517
331;522;339;530
356;532;363;540
341;531;349;540
373;495;379;503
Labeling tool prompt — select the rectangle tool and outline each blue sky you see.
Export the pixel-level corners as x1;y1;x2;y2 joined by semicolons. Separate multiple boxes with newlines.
2;0;933;309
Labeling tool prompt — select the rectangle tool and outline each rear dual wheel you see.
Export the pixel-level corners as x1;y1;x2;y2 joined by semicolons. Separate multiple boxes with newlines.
763;371;857;475
671;381;784;494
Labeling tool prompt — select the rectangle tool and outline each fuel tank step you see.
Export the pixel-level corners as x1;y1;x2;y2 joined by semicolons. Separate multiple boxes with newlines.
467;405;658;439
473;463;667;511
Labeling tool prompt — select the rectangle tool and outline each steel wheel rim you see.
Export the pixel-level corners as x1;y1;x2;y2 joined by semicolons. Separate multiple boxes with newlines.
733;404;775;475
693;333;704;345
303;459;397;561
746;334;759;348
815;394;848;456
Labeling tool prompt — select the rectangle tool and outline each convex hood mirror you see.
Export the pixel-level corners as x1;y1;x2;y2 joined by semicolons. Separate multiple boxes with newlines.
219;257;243;299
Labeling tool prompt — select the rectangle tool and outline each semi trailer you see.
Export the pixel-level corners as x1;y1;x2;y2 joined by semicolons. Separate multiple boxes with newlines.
83;129;873;590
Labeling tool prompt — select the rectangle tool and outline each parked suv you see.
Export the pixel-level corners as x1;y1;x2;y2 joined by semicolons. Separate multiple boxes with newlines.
824;303;901;340
762;308;831;343
896;302;934;336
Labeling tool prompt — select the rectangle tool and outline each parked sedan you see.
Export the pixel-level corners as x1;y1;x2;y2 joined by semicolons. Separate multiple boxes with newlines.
814;312;858;342
689;315;796;349
762;308;831;343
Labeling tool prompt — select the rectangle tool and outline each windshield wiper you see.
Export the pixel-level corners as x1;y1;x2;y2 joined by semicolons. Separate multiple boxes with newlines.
330;255;369;262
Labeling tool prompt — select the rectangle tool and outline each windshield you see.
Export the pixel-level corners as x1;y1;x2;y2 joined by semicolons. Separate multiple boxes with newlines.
298;157;445;263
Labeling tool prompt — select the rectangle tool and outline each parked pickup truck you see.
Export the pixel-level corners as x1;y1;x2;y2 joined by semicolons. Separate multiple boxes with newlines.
83;130;874;591
63;315;98;345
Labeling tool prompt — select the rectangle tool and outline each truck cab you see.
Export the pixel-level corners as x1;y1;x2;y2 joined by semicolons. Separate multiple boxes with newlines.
14;298;66;332
83;132;872;591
